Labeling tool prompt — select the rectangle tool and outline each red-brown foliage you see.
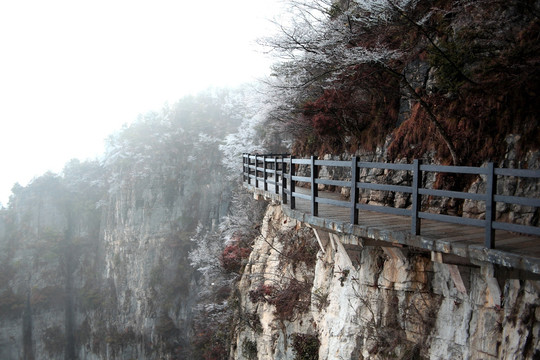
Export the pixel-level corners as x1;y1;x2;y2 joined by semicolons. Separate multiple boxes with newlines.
288;2;539;166
295;69;400;156
192;324;229;360
191;305;233;360
280;227;319;269
248;284;275;303
220;241;251;273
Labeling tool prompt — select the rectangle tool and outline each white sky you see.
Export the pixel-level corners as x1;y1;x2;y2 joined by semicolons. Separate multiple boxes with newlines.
0;0;283;206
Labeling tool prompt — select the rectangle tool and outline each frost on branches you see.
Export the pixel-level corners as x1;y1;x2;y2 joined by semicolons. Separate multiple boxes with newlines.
259;0;416;150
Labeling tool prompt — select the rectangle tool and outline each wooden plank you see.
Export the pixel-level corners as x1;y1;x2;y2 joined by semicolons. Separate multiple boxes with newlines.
495;167;540;178
421;225;483;237
322;209;350;217
419;211;485;227
496;238;540;249
357;212;405;220
357;217;410;227
366;225;412;235
492;235;537;246
420;164;486;175
430;227;483;238
420;220;481;230
358;217;409;226
358;209;407;218
429;233;485;242
367;223;410;232
357;203;411;217
423;233;480;243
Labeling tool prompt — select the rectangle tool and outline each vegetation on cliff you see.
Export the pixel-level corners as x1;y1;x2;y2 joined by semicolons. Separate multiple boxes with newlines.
262;0;539;166
1;1;539;359
0;89;257;359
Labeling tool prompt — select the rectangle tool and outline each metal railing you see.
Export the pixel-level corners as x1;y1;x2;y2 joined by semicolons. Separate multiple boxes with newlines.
242;153;540;249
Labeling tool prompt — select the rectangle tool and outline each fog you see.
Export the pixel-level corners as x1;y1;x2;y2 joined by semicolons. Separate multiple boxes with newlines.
0;0;283;206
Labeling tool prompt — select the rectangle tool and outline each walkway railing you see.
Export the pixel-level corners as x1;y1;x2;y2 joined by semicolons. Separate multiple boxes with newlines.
242;153;540;250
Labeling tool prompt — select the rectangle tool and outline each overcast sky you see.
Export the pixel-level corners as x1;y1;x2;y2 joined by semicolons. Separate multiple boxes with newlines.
0;0;283;205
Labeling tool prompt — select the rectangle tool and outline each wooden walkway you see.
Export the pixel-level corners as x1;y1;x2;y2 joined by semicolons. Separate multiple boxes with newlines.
246;181;540;274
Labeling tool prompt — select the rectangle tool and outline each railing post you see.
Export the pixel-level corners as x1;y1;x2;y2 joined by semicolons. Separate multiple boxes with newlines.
411;159;422;235
274;156;279;195
311;155;318;216
255;155;259;189
485;162;496;249
350;156;359;225
263;155;268;192
245;154;249;185
242;153;246;184
290;156;296;209
247;154;251;185
282;155;288;204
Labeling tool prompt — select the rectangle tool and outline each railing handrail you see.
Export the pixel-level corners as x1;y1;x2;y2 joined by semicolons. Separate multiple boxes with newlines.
242;153;540;250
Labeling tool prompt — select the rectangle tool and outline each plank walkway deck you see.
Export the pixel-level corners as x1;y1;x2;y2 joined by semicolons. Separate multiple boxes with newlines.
245;180;540;274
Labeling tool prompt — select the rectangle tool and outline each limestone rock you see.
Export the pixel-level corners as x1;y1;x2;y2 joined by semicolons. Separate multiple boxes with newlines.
232;204;540;359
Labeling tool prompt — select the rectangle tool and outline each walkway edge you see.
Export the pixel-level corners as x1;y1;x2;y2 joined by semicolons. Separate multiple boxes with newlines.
247;185;540;275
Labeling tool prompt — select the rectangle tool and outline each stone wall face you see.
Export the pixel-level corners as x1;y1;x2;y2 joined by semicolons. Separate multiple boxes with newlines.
233;203;540;359
304;138;540;227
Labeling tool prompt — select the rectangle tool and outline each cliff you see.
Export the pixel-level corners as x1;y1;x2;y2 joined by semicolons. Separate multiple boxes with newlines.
232;203;540;359
0;0;539;358
0;91;241;359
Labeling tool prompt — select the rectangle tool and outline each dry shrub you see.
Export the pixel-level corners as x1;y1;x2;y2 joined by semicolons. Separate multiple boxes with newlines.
248;279;311;322
280;227;319;270
291;333;320;360
220;241;251;274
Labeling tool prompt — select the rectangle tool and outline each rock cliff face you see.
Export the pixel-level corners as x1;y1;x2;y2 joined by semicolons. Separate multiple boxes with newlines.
233;203;540;359
0;93;239;359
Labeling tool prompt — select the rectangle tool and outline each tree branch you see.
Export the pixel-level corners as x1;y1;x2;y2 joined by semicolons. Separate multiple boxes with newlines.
383;65;460;165
385;0;478;86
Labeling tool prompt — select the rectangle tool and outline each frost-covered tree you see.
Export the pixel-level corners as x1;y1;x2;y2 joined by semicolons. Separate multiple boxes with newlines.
188;188;268;358
261;0;463;162
189;188;267;281
219;83;291;179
